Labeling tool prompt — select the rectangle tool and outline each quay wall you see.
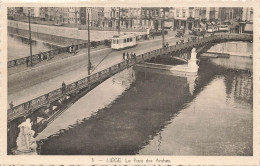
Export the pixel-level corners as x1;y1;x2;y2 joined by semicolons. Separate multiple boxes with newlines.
210;55;252;71
8;26;86;46
8;20;146;44
207;41;253;57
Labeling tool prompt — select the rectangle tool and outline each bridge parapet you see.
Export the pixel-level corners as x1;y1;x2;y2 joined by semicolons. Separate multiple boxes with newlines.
7;33;253;122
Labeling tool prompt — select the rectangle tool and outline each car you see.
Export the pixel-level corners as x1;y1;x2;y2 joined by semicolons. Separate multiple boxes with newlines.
218;25;229;32
54;22;63;26
189;27;206;36
207;26;218;33
175;29;185;37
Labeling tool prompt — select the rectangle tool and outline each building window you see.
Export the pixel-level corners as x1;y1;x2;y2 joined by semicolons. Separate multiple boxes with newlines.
182;9;186;18
189;11;193;17
176;9;179;17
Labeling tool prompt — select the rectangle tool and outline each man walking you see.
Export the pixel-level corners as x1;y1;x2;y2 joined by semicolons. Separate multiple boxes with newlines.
26;57;29;67
123;52;125;60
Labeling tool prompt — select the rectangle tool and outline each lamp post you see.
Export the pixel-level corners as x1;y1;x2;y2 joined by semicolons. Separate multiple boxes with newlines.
118;7;121;35
87;12;91;75
28;10;33;67
75;9;79;27
162;8;165;47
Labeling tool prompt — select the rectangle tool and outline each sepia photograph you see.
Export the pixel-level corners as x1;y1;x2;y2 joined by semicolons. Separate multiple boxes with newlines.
4;4;254;158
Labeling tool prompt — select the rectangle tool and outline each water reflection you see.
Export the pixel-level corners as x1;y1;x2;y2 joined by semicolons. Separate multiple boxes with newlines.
39;59;252;156
8;34;60;60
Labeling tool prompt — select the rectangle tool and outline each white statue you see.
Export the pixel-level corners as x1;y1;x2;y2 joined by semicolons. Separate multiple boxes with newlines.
16;118;37;153
188;48;199;71
190;48;197;61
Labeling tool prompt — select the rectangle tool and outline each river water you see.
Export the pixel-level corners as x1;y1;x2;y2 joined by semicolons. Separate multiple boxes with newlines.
8;34;60;61
37;56;253;156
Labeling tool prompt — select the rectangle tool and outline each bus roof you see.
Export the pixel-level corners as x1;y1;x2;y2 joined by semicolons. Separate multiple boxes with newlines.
112;34;135;38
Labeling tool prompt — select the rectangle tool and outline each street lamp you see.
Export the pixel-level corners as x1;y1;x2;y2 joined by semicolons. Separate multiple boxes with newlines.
161;8;165;48
87;12;91;75
28;10;33;67
75;10;79;27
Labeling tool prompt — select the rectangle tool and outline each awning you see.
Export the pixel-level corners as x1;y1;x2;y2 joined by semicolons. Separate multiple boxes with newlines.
244;23;253;32
211;21;216;25
164;21;173;28
200;22;205;27
206;22;212;25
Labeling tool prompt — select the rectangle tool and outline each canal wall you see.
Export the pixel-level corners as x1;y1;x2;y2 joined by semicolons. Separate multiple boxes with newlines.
8;21;87;46
8;20;146;46
207;41;253;57
209;55;252;71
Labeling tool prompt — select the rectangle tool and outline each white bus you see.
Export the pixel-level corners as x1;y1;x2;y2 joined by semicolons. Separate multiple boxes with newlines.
111;34;137;50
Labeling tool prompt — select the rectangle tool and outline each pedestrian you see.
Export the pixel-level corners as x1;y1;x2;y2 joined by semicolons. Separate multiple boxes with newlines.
126;52;129;60
26;57;29;67
71;43;74;53
130;52;133;59
62;81;66;93
133;53;137;61
166;42;169;47
47;52;50;60
41;53;44;60
89;61;93;70
69;45;72;53
38;54;41;61
9;101;14;109
123;52;125;60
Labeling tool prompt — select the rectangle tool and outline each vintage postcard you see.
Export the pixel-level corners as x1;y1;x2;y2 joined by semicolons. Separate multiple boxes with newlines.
0;0;259;165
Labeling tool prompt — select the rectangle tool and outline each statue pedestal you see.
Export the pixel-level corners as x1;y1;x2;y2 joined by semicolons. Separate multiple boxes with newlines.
12;148;37;155
170;48;199;75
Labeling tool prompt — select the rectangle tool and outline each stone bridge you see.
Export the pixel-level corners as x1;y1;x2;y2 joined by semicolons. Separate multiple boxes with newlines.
7;33;253;133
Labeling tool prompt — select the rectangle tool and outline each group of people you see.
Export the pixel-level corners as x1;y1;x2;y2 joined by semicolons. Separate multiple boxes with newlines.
123;52;137;61
69;43;77;54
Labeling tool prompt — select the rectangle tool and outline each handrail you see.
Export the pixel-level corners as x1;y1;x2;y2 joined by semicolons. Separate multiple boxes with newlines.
7;34;253;121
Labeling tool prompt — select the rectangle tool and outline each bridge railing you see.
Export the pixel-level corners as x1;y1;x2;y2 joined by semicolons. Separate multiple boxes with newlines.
8;33;149;69
7;33;253;121
7;40;110;68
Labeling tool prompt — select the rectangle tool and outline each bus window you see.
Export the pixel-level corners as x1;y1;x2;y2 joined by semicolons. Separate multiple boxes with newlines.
127;38;130;42
113;39;116;44
130;38;132;42
124;39;126;43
